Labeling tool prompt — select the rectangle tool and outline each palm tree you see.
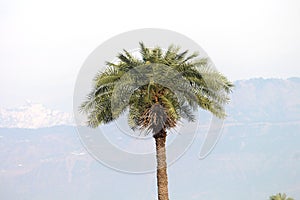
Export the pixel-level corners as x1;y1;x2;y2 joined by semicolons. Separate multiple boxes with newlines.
269;193;294;200
80;42;233;200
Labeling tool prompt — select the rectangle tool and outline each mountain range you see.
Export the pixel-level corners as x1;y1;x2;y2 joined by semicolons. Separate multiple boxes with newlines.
0;77;299;200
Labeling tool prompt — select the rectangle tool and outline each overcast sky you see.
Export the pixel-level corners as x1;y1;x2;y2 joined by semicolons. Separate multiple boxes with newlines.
0;0;300;111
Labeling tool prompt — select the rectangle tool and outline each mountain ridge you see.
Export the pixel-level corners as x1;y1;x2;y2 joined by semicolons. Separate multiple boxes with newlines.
0;77;299;128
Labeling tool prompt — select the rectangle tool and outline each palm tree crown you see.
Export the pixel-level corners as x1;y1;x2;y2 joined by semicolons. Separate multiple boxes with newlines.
80;42;233;136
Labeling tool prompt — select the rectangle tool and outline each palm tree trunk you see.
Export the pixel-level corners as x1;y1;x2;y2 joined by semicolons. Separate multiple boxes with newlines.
154;129;169;200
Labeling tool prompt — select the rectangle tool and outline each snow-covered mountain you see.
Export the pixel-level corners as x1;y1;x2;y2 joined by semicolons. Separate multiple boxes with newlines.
0;101;74;128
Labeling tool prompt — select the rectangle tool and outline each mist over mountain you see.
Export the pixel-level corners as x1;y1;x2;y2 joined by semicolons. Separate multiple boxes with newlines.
227;77;300;123
0;77;299;129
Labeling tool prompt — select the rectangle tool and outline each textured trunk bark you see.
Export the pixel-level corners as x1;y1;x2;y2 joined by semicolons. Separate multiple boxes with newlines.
154;129;169;200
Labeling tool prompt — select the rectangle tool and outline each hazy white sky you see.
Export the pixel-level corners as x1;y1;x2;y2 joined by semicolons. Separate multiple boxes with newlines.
0;0;300;111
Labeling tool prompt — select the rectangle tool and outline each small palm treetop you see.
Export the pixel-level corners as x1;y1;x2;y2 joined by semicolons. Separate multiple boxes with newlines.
269;193;294;200
80;42;233;137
